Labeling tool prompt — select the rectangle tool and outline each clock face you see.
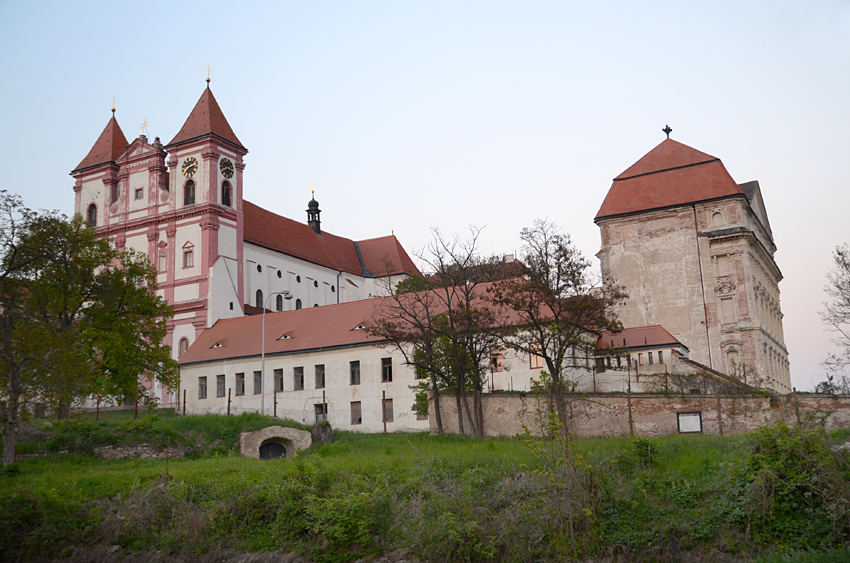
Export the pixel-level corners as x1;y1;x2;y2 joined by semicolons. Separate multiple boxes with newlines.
220;158;234;179
181;157;199;178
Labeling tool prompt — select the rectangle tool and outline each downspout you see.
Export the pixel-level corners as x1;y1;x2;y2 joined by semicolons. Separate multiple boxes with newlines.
692;205;713;369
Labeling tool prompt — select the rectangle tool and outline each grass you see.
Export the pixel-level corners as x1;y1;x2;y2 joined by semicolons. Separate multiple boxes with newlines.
1;418;848;563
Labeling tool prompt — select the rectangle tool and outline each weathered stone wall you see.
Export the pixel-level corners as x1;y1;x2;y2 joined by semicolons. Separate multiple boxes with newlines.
430;392;850;437
95;443;188;460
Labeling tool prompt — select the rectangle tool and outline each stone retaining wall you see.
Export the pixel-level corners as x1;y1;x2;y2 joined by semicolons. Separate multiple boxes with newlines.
95;444;189;460
429;392;850;437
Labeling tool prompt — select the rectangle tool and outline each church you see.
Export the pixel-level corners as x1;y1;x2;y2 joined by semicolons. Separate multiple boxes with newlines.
595;136;790;393
71;82;420;405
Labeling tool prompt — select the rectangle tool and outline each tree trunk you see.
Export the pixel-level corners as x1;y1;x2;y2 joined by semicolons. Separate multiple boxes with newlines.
430;373;444;434
455;393;465;435
1;374;20;467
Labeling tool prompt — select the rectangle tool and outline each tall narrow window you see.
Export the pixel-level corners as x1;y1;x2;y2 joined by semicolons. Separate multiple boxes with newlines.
350;361;361;385
158;250;167;272
295;299;302;310
198;376;207;399
658;351;664;364
490;348;504;372
383;398;394;422
183;242;194;269
276;294;283;311
274;368;283;392
648;352;654;365
381;357;393;382
235;373;245;396
253;371;262;394
86;204;97;227
216;374;226;397
221;182;232;206
351;401;362;425
178;338;189;358
315;403;327;423
256;289;263;309
293;366;304;390
184;180;195;205
315;364;325;388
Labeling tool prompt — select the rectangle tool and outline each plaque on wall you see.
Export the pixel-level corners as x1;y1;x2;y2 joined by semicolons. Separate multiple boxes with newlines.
677;411;703;433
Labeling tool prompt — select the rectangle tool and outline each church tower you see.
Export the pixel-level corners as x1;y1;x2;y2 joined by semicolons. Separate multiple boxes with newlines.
594;138;790;392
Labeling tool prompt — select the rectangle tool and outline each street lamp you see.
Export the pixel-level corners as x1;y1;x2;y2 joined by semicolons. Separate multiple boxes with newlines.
261;290;293;416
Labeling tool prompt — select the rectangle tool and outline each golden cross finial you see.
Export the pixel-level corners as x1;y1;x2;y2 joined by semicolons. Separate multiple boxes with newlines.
140;117;149;136
311;182;315;196
110;96;118;113
205;65;213;83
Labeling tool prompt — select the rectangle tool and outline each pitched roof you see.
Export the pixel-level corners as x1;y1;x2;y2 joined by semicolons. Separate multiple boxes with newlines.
179;298;386;366
597;325;685;351
73;115;129;172
243;201;419;277
166;87;244;149
595;139;745;220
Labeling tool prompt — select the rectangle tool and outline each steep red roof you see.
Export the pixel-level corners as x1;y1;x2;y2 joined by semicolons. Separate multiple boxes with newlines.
597;325;685;350
166;87;244;149
73;115;129;172
242;201;420;277
179;298;386;365
357;235;419;277
595;139;745;220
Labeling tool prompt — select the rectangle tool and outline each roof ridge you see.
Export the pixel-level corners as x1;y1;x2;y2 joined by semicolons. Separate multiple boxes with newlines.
614;158;721;181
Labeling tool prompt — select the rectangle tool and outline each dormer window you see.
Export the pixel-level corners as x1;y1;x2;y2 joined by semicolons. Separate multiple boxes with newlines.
222;182;232;207
278;334;292;340
352;324;367;331
184;180;196;205
211;342;223;349
86;204;97;227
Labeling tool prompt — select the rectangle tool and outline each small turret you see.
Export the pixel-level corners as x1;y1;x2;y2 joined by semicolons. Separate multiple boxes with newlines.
307;191;321;234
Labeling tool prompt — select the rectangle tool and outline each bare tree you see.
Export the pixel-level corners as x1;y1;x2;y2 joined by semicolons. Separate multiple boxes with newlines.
371;227;503;437
487;220;626;442
822;244;850;374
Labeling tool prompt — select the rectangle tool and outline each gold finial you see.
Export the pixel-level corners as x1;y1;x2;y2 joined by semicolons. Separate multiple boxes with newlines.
311;182;315;197
205;65;213;84
110;96;117;114
140;117;149;136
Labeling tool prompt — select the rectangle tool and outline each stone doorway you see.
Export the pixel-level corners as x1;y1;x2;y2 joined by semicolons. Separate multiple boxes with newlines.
259;440;287;460
240;426;311;459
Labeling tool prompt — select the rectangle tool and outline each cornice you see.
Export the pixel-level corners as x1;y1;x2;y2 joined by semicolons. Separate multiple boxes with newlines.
95;204;238;238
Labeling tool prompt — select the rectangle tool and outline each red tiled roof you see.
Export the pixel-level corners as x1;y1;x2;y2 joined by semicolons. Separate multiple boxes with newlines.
597;325;684;350
243;200;419;277
166;87;244;149
179;298;386;365
595;139;744;220
357;235;419;277
73;115;129;172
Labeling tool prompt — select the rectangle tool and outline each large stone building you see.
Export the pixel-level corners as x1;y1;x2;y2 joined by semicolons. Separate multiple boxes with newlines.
595;138;790;392
71;83;418;404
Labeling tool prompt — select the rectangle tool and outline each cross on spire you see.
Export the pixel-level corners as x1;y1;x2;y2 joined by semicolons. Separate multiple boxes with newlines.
205;65;213;84
110;96;118;114
311;182;315;197
140;117;149;137
663;124;672;139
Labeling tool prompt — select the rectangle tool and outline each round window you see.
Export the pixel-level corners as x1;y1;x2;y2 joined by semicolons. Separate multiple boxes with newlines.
257;264;262;273
277;270;282;278
296;275;301;283
314;280;319;288
331;285;335;293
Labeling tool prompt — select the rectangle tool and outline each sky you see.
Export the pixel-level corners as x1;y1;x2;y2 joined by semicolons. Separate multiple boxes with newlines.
1;0;848;391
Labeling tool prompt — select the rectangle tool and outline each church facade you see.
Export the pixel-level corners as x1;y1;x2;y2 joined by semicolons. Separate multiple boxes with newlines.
595;138;790;393
71;84;419;404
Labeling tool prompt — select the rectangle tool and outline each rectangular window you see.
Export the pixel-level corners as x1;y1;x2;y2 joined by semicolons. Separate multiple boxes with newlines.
658;351;664;364
235;372;245;396
490;347;503;372
315;403;327;423
381;357;393;382
648;352;654;365
595;357;606;373
351;401;362;425
616;356;622;368
638;353;643;365
274;368;283;392
315;364;325;388
198;376;207;399
253;371;262;394
183;250;193;268
530;349;544;369
158;251;166;272
350;360;360;385
293;366;304;390
383;398;394;422
216;374;225;397
135;188;143;200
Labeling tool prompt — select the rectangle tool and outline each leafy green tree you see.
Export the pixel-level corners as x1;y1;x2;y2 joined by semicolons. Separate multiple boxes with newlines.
0;192;176;465
822;243;850;375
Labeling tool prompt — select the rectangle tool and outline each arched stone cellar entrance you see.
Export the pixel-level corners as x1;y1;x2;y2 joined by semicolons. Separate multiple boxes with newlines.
240;426;311;460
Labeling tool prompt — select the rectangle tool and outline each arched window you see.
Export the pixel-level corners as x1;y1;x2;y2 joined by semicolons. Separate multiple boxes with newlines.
178;338;189;358
276;294;283;311
295;299;302;310
86;204;97;227
184;180;195;205
256;289;263;309
221;182;232;207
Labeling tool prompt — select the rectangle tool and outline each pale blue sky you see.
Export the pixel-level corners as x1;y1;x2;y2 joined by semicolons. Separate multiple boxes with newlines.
1;0;848;390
